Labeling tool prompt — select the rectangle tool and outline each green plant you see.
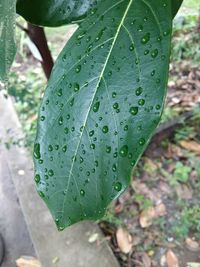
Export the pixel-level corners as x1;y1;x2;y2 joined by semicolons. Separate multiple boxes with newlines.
170;162;192;185
1;0;184;230
172;205;200;238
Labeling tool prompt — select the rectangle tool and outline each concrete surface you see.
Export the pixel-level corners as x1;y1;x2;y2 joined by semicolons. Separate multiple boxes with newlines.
0;151;35;267
0;92;119;267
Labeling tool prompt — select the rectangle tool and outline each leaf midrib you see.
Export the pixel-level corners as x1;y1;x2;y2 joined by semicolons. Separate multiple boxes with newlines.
63;0;133;214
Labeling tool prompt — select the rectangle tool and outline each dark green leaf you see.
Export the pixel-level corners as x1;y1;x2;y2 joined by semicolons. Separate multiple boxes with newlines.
0;0;16;82
16;0;100;27
171;0;183;18
34;0;173;230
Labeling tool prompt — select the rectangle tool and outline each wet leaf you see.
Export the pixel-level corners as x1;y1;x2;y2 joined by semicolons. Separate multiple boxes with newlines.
166;250;179;267
0;0;16;82
16;0;182;27
116;227;133;254
34;0;177;229
16;0;100;27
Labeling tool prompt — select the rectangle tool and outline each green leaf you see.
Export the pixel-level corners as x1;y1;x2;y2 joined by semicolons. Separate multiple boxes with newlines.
16;0;100;27
0;0;16;82
34;0;173;230
171;0;183;18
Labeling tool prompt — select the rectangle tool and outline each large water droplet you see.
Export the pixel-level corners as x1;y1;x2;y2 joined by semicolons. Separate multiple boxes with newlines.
135;87;143;96
141;33;150;44
114;181;122;192
102;126;109;133
34;174;40;183
119;145;128;157
93;101;100;112
80;189;85;196
129;106;138;116
34;143;41;159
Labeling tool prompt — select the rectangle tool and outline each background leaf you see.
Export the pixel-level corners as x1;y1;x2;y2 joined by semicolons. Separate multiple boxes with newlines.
16;0;182;28
171;0;184;18
16;0;100;27
34;0;173;230
0;0;16;82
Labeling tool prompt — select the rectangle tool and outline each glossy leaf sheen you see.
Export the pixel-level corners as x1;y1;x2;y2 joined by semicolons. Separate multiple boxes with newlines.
35;0;173;230
16;0;182;27
16;0;100;27
0;0;16;81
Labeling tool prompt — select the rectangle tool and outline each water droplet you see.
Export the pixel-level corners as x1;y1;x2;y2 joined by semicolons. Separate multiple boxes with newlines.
48;145;53;151
114;182;122;192
129;106;138;116
34;143;41;159
141;33;150;44
124;125;128;131
139;138;145;146
138;99;145;106
64;127;69;134
80;189;85;196
112;92;117;98
90;144;95;149
40;116;45;121
39;191;45;198
119;145;128;157
48;169;54;176
89;130;94;137
112;164;117;172
77;31;86;40
151;49;158;58
156;104;161;110
57;88;63;96
129;43;135;51
70;98;74;106
135;87;143;96
113;103;119;109
62;145;67;152
58;116;63;125
75;65;81;73
102;126;109;133
106;146;111;153
74;83;80;92
34;174;40;183
93;101;100;112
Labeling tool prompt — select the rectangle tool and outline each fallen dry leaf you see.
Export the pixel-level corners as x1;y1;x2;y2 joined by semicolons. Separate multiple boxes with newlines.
141;252;151;267
139;207;156;228
16;256;42;267
140;203;166;228
176;184;193;200
186;238;200;252
166;250;179;267
116;227;133;254
155;203;167;217
180;140;200;154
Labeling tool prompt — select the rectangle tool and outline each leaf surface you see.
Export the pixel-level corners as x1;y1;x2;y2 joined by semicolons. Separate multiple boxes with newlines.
16;0;100;27
0;0;16;82
16;0;182;27
34;0;173;229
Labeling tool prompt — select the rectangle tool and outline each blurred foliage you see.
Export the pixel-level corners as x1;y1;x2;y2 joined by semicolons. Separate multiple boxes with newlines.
8;70;45;148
